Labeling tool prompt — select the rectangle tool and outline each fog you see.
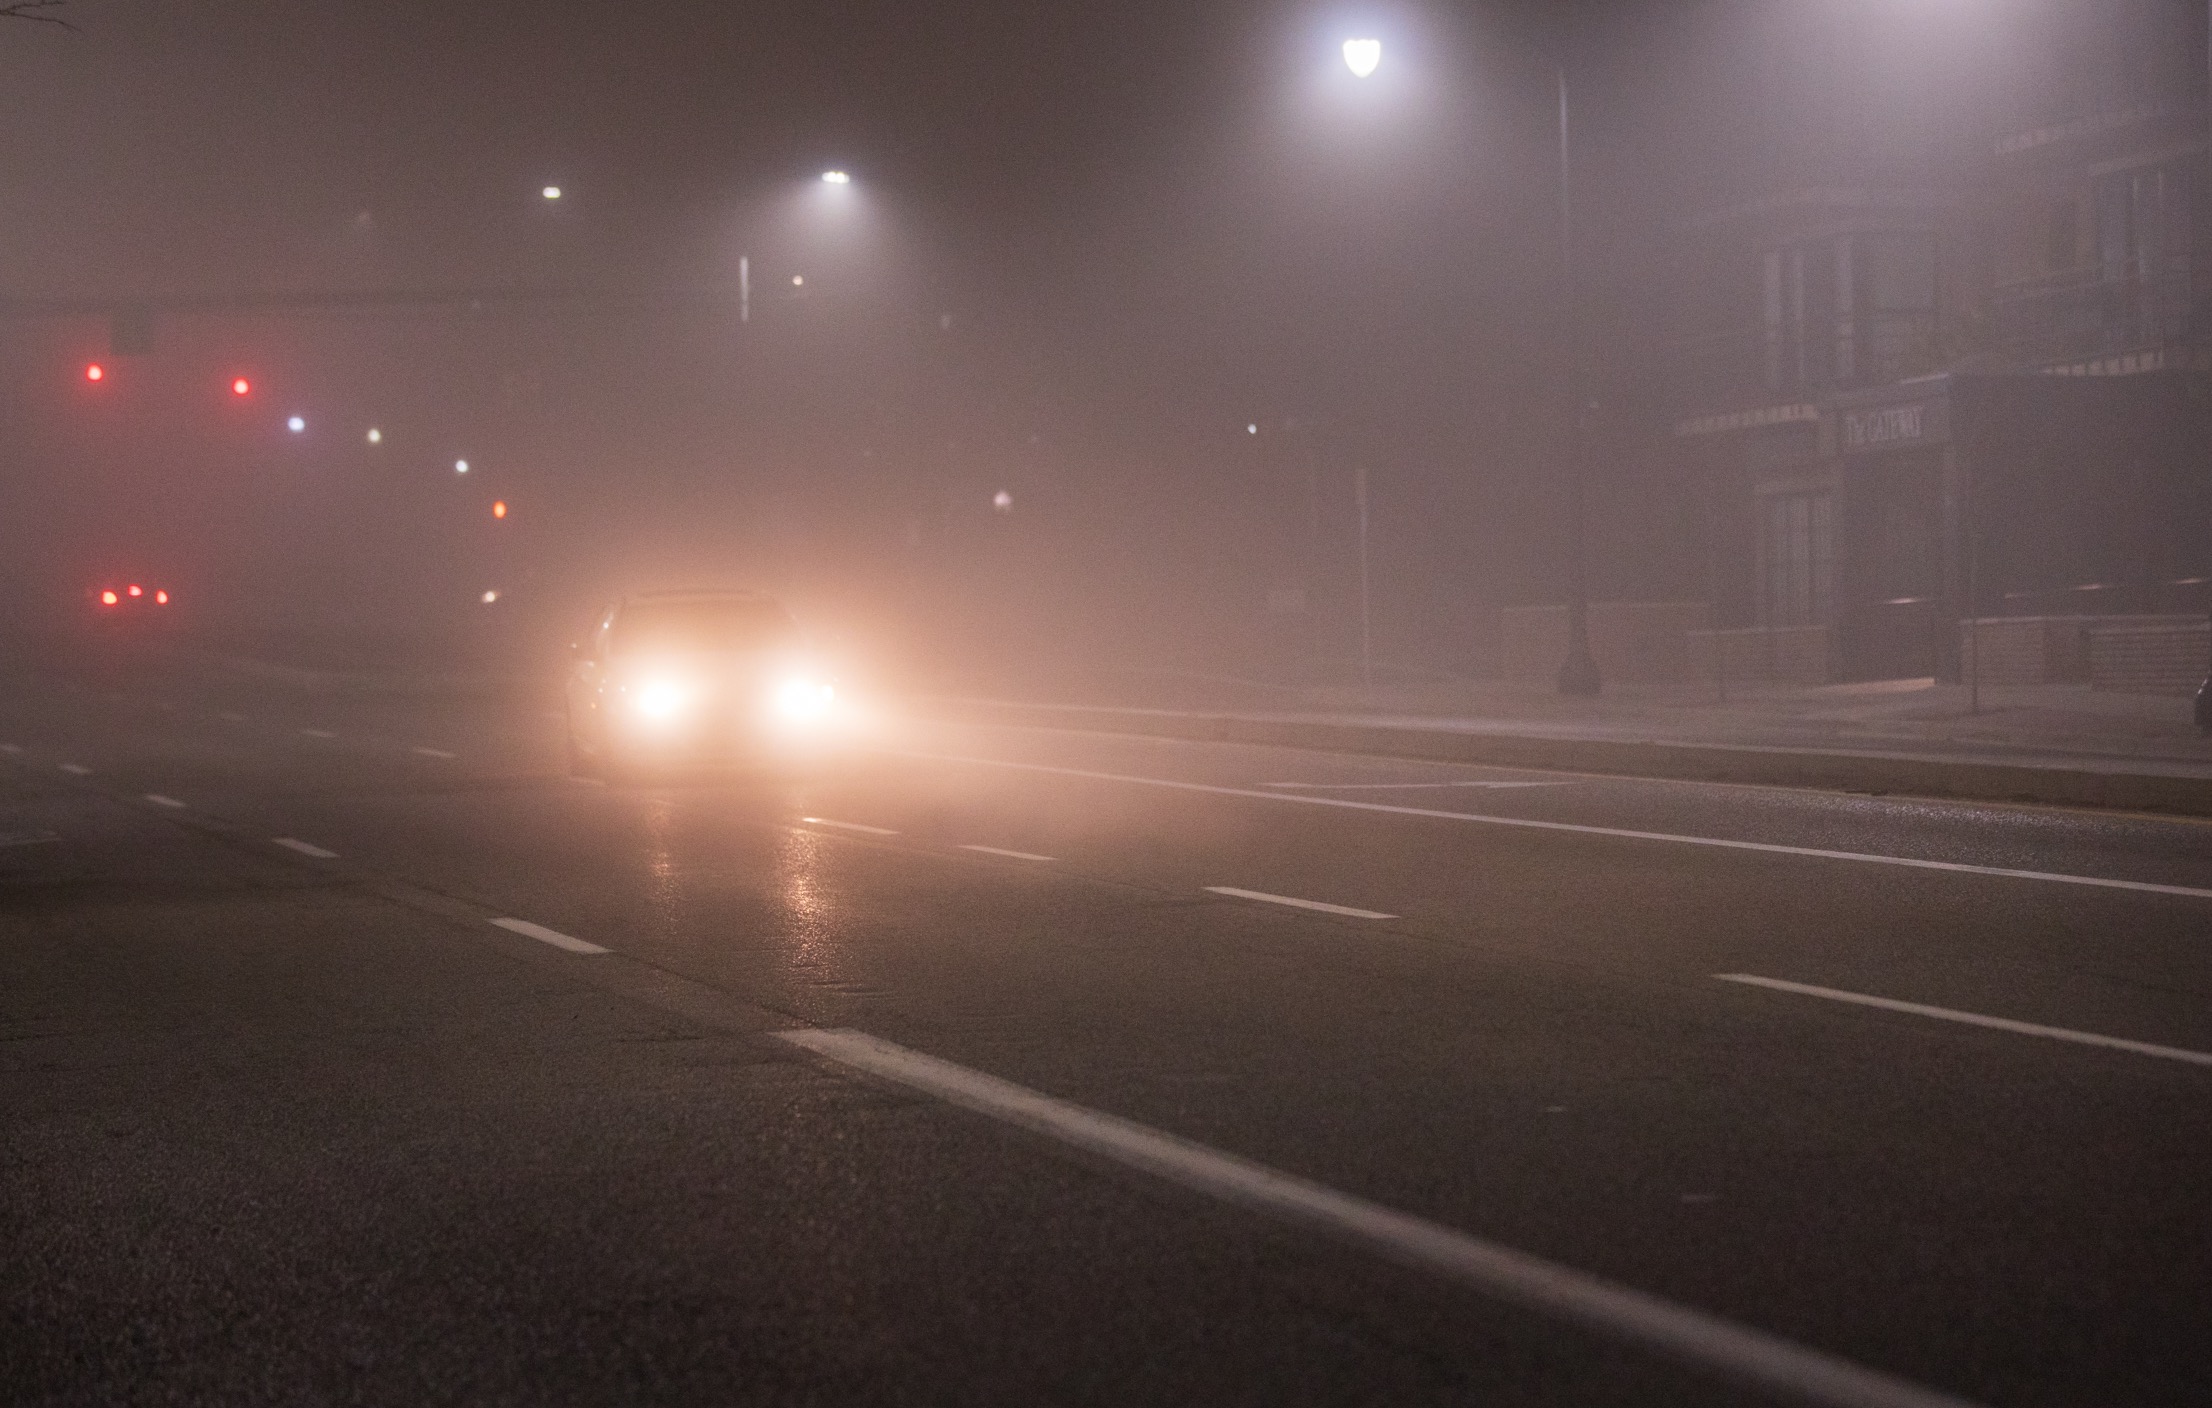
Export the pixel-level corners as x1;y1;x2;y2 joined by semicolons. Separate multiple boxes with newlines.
5;0;2206;701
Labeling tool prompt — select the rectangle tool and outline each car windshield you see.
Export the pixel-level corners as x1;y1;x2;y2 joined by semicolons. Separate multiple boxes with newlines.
611;599;799;655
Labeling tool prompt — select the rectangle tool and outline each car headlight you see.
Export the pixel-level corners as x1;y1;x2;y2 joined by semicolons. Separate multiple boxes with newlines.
633;679;691;721
773;677;836;722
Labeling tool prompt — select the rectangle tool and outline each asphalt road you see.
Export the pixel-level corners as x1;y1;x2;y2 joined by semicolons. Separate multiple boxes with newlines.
5;641;2209;1407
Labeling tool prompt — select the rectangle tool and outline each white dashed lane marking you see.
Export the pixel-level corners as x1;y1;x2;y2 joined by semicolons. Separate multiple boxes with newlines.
780;1028;1982;1408
1716;973;2212;1068
58;763;91;776
491;917;609;954
959;844;1056;862
411;746;457;759
1204;886;1396;920
802;817;899;836
144;794;186;809
271;838;339;858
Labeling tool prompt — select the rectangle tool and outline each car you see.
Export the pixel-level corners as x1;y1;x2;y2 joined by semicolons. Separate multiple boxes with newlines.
562;589;841;779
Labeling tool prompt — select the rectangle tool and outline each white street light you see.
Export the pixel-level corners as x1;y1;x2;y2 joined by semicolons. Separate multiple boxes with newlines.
1343;38;1381;78
542;185;562;200
821;170;851;185
365;427;382;445
454;459;470;474
286;415;306;433
992;490;1013;512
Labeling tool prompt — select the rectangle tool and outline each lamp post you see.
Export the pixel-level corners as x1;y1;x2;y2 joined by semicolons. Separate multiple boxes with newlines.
1552;64;1602;696
1344;37;1600;694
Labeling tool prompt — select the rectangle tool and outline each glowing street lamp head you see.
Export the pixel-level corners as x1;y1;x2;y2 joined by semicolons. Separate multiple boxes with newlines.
287;415;306;433
821;170;850;185
454;459;469;474
541;185;562;200
1343;38;1382;78
366;427;382;444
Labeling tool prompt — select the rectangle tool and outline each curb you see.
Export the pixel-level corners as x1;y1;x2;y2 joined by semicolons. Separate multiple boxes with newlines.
931;699;2212;818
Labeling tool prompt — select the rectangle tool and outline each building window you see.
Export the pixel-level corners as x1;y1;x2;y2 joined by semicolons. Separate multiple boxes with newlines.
1760;491;1834;627
2046;200;2079;273
1858;233;1938;383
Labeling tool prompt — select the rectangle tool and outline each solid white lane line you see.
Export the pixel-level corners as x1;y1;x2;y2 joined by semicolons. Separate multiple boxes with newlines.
801;816;898;836
1205;886;1396;920
271;837;339;858
780;1027;1980;1408
144;794;186;809
912;753;2212;904
959;844;1057;862
490;917;609;955
1715;974;2212;1068
300;728;337;739
411;746;457;759
58;763;91;775
1267;780;1560;791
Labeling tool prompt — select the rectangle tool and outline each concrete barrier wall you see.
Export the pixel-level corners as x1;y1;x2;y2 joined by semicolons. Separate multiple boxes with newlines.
1500;601;1712;685
1686;626;1831;685
1958;617;2093;686
2090;619;2209;697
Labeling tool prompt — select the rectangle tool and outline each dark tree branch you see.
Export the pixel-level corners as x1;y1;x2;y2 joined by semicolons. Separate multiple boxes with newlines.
1;1;76;29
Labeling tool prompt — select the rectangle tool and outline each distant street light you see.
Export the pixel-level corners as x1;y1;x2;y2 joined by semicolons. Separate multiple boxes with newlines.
286;415;306;433
542;185;562;200
454;459;469;474
993;490;1013;512
492;500;508;519
821;170;851;185
365;427;382;444
1343;38;1382;77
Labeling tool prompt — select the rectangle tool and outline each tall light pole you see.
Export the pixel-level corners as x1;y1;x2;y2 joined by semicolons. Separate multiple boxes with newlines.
1553;64;1602;696
1344;36;1600;693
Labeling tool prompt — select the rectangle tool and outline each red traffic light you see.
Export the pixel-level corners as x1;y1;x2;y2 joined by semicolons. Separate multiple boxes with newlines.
230;377;252;397
85;363;106;383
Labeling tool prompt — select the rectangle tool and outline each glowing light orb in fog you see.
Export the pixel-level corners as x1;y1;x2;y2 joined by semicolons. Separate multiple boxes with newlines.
455;459;469;474
993;490;1013;512
85;363;104;382
481;590;499;604
287;416;306;433
542;185;562;200
231;377;252;396
492;500;508;519
821;170;850;185
1343;38;1381;77
366;428;382;444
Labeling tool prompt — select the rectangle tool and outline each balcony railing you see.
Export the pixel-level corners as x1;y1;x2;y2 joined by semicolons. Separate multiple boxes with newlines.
1988;270;2196;367
1670;312;1942;413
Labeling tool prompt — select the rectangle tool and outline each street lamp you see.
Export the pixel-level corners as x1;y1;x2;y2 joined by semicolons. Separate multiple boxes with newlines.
821;170;851;185
1550;64;1603;696
1333;33;1601;694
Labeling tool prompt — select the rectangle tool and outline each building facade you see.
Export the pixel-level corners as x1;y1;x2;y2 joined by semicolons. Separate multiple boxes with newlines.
1664;0;2211;683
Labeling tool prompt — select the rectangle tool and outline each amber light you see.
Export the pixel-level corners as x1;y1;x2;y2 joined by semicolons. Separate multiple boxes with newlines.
492;500;508;519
